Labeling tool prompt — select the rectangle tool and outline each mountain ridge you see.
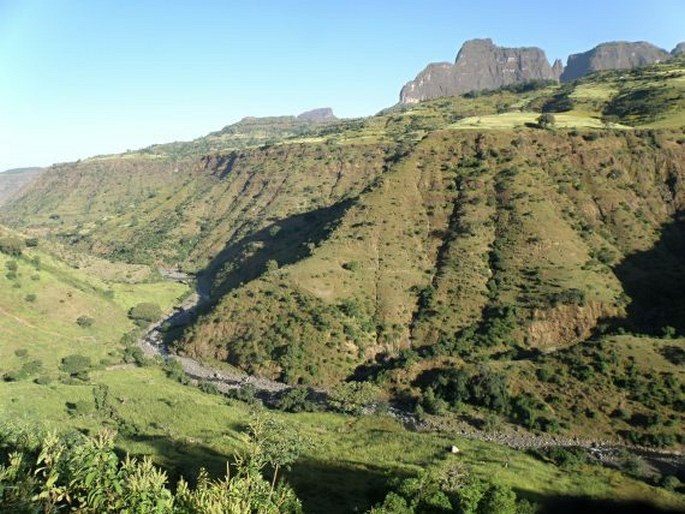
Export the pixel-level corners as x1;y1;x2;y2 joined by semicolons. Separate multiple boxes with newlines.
400;38;683;104
400;38;560;104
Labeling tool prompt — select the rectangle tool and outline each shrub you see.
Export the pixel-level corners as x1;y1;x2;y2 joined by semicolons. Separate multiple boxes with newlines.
265;259;280;273
76;315;94;328
275;387;319;412
537;113;556;129
122;344;146;366
478;484;517;514
660;475;681;492
3;370;23;382
128;302;162;325
232;383;259;404
163;358;188;384
65;400;93;416
198;380;219;395
342;261;361;272
21;360;42;375
59;354;92;380
328;381;380;415
24;293;36;303
547;288;586;307
532;446;588;468
0;237;25;256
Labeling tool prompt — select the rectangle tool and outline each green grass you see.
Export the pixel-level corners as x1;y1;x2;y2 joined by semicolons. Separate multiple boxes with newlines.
0;231;682;512
2;366;683;513
448;111;631;130
0;242;187;375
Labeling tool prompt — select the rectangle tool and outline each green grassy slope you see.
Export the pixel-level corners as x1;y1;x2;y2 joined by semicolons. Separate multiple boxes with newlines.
1;230;681;513
0;229;187;378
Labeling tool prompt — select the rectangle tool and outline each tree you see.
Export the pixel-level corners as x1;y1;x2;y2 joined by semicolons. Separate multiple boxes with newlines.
537;112;556;129
248;415;306;492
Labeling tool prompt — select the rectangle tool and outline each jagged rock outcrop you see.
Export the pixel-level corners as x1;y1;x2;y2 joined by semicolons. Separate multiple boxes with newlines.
673;42;685;56
560;41;670;82
400;38;559;104
297;108;337;122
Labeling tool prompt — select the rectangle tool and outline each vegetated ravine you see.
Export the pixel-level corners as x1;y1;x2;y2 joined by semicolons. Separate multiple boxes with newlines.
3;58;685;458
139;270;685;480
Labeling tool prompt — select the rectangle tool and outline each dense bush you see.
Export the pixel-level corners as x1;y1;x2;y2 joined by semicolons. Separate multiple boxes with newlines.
163;358;188;384
59;354;92;380
369;465;533;514
537;112;557;128
275;387;320;412
0;419;303;513
531;446;589;468
422;367;510;414
0;236;25;256
328;381;380;415
122;343;146;366
76;315;94;327
128;302;162;325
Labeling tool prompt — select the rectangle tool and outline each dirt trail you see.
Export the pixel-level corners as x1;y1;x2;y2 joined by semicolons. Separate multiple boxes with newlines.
0;306;65;339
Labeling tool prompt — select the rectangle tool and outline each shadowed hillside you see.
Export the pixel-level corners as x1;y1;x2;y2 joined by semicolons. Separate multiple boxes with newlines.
614;212;685;335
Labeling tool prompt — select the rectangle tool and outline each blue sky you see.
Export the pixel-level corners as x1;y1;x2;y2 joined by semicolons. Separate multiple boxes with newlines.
1;0;683;170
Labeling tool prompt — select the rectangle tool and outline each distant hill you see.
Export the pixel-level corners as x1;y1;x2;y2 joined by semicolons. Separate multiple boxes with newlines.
0;167;43;206
297;107;337;122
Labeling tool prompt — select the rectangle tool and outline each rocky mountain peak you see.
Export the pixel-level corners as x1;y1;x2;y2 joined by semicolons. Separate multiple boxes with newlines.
400;38;558;104
560;41;671;82
673;42;685;56
297;108;337;122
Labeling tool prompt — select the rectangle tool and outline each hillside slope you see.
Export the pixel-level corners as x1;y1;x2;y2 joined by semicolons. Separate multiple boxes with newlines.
2;59;685;444
0;167;43;206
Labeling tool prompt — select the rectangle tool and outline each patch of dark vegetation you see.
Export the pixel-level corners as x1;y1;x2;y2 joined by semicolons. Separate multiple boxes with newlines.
603;85;684;124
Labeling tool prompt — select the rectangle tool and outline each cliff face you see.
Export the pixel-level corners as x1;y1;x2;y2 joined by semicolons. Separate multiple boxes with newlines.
400;38;558;104
561;41;671;82
673;42;685;56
